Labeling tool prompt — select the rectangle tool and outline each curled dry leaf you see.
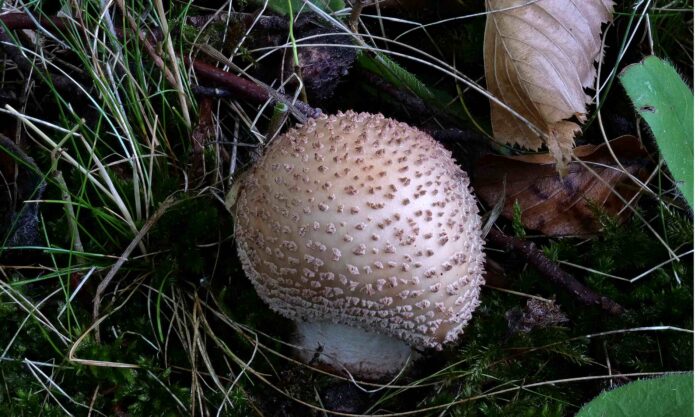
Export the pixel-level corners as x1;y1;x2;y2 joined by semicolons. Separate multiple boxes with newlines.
473;136;651;236
484;0;614;174
506;299;568;334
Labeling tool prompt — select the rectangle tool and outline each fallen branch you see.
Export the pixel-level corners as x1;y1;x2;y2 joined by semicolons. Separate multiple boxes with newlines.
487;227;625;315
186;57;270;105
185;57;321;120
0;26;86;99
0;13;69;32
0;12;320;122
191;85;236;98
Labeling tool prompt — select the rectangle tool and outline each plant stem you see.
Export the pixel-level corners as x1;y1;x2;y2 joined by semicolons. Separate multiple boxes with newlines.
154;0;192;128
487;228;625;315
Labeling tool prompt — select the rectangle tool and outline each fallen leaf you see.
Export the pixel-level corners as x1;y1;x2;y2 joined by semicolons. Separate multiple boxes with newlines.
506;299;568;334
484;0;614;175
473;136;651;236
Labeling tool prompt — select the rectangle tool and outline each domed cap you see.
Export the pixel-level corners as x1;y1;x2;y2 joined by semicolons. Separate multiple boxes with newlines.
234;111;485;349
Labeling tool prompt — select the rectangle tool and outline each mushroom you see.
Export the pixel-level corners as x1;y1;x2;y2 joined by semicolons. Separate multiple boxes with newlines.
233;111;485;380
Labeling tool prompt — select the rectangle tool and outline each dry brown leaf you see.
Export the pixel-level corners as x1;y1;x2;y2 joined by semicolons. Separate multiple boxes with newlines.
473;136;651;236
484;0;614;174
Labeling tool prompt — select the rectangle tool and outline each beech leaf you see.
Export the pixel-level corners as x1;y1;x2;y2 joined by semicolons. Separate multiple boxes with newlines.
473;136;651;236
484;0;614;175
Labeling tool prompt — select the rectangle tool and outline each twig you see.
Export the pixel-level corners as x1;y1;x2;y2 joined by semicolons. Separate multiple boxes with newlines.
185;57;320;120
0;12;320;121
185;58;269;104
0;27;86;98
191;85;235;98
0;11;309;44
0;13;69;32
348;0;371;33
487;227;625;315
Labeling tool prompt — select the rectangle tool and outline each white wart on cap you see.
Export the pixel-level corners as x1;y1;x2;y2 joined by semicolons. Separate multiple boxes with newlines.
234;111;485;379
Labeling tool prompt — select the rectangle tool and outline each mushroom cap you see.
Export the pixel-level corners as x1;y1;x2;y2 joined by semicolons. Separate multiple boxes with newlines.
234;111;485;349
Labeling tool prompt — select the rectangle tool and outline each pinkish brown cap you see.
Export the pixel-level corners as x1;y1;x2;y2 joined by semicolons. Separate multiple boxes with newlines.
234;111;485;366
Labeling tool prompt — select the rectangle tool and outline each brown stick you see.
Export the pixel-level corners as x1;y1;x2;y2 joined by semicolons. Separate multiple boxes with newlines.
0;13;69;32
487;227;625;315
348;0;372;33
186;57;320;120
0;12;320;121
186;58;269;104
0;23;87;98
0;12;153;42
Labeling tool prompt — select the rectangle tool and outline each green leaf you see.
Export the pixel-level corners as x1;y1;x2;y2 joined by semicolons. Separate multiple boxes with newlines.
357;52;474;120
619;56;694;210
576;373;693;417
357;52;436;102
249;0;345;15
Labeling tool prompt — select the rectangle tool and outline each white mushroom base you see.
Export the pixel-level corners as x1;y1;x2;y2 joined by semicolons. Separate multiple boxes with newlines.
293;321;416;380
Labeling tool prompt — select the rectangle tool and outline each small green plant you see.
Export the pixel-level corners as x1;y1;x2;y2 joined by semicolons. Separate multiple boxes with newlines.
620;56;694;209
576;373;693;417
511;200;526;239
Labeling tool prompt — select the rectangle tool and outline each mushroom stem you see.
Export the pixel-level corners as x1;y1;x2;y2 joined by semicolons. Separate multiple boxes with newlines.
294;321;416;380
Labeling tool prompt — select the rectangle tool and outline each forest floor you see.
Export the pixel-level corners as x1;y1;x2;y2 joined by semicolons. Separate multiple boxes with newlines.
0;1;693;416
